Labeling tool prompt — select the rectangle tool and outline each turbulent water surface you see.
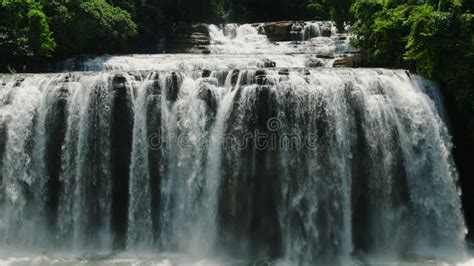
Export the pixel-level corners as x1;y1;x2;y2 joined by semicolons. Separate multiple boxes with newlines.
0;22;472;265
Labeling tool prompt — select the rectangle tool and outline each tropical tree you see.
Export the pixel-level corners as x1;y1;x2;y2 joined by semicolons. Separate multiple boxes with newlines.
0;0;55;69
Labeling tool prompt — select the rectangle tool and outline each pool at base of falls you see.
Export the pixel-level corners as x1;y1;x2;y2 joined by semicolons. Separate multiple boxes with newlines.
0;252;473;266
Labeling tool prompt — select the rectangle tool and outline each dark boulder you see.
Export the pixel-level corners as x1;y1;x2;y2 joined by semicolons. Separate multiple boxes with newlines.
320;22;333;37
257;58;276;68
255;70;268;85
291;23;305;42
260;21;296;41
112;74;127;91
255;70;266;76
202;69;212;78
306;58;325;68
167;23;211;54
318;54;335;59
278;68;290;75
14;77;25;87
333;54;366;68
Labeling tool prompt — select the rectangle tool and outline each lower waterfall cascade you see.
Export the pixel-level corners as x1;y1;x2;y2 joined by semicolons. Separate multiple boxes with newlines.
0;22;471;265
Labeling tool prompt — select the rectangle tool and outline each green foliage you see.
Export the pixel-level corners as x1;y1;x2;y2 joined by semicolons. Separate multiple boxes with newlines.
43;0;136;55
307;2;331;20
27;8;56;57
1;0;359;66
404;5;440;76
1;0;136;69
225;0;325;22
308;0;354;30
106;0;347;46
351;0;474;140
0;0;55;66
71;0;136;53
351;2;411;67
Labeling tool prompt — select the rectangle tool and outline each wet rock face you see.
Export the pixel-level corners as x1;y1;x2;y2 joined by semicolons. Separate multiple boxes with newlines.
306;58;325;68
45;85;70;232
167;23;211;54
202;69;212;78
278;68;290;75
218;85;282;259
113;74;128;91
14;77;25;87
166;72;182;103
255;70;270;85
110;74;134;250
320;22;333;37
146;81;162;245
198;79;219;119
0;119;7;203
259;21;333;41
260;21;296;41
290;23;305;41
257;58;276;68
333;54;366;68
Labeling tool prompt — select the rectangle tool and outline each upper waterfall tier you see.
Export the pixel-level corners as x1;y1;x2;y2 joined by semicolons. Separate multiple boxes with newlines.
61;21;357;72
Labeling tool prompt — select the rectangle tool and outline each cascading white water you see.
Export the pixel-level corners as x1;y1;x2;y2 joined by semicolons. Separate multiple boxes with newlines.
57;74;114;251
127;73;156;249
208;24;270;54
303;22;321;40
73;21;350;72
1;77;42;246
0;21;471;265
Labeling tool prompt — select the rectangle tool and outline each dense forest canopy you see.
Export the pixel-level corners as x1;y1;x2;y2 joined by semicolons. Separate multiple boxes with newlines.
1;0;356;62
1;0;469;62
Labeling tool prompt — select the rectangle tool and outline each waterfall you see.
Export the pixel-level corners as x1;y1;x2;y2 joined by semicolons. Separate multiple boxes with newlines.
303;22;321;40
0;21;469;265
208;24;270;54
